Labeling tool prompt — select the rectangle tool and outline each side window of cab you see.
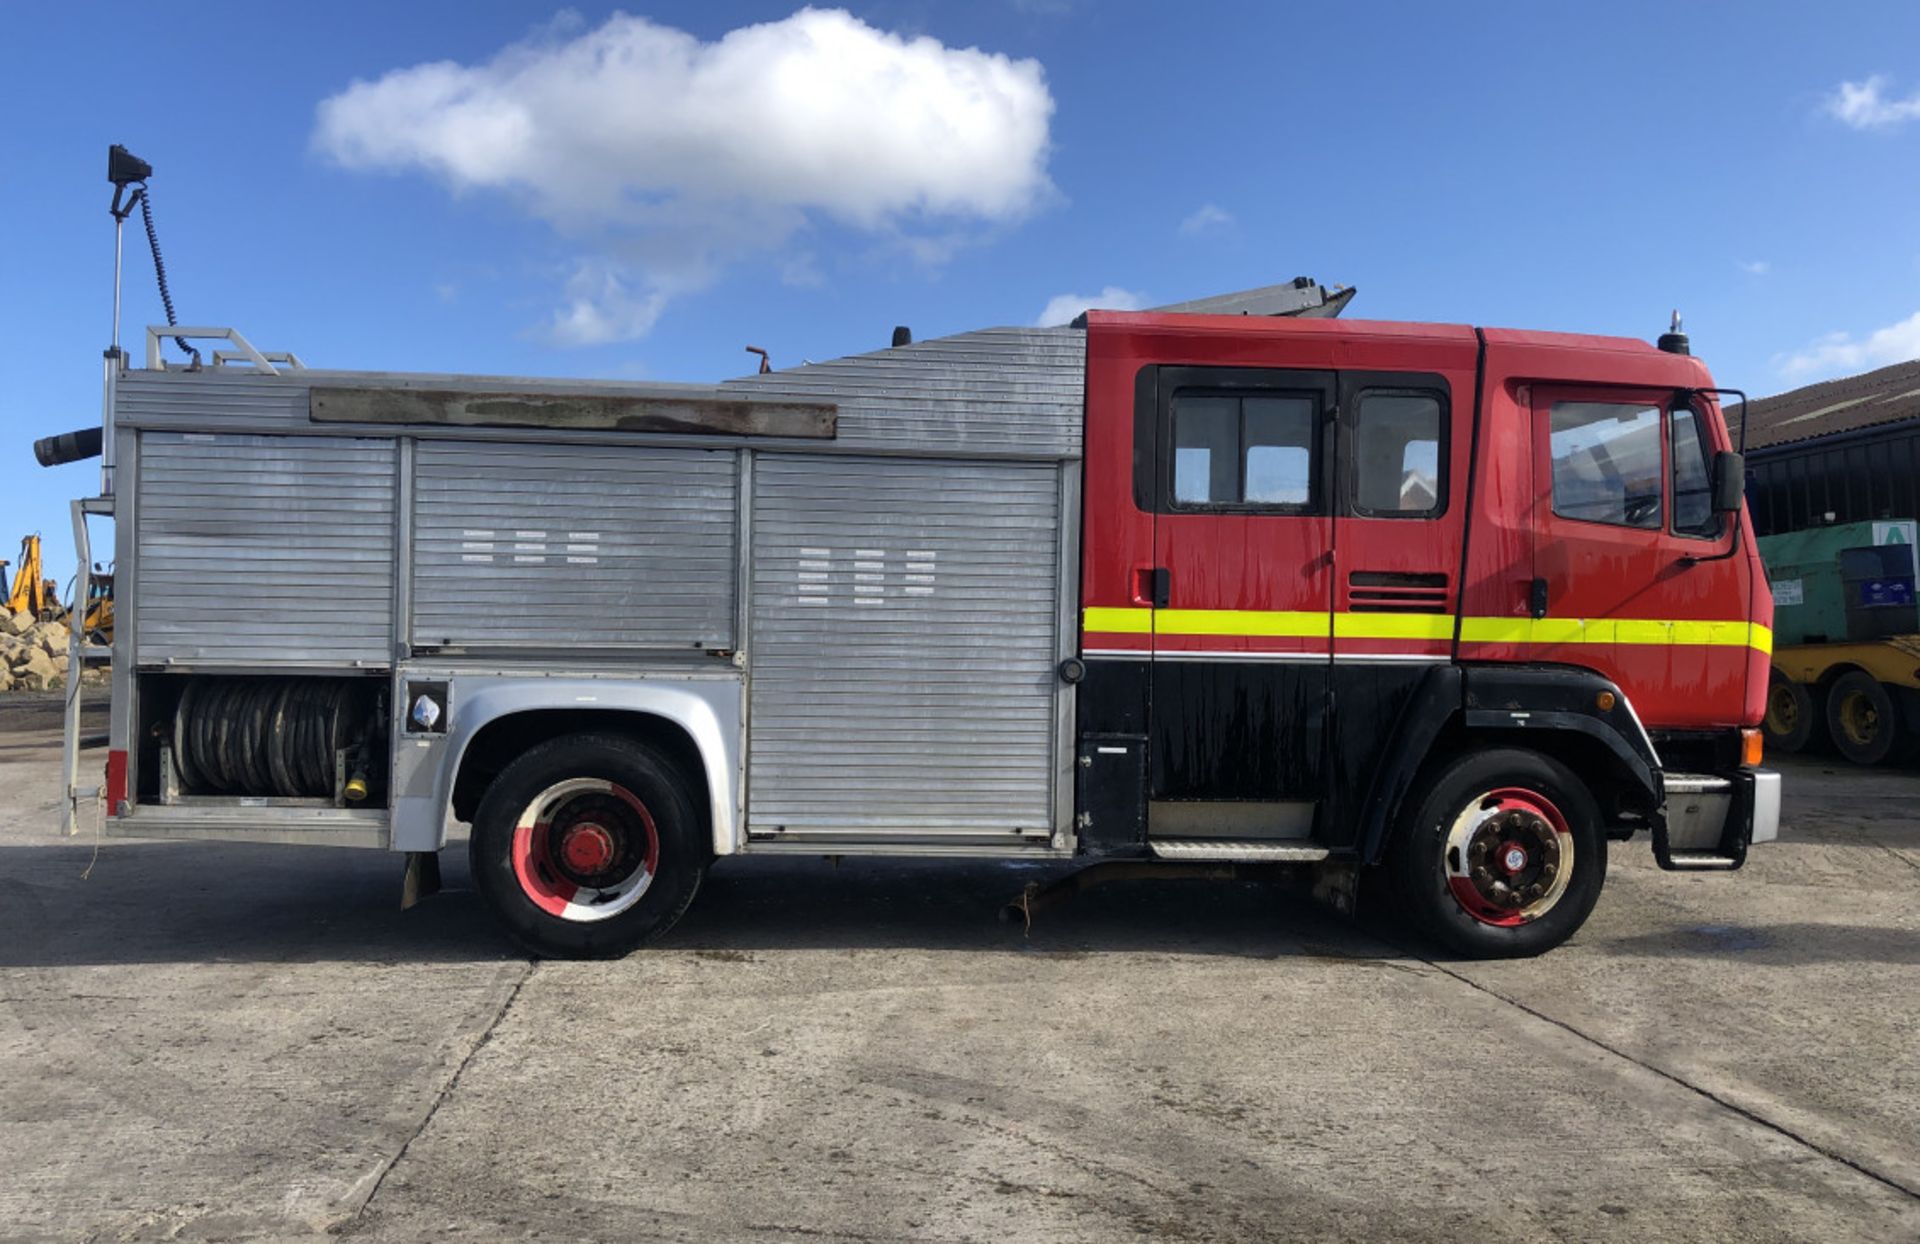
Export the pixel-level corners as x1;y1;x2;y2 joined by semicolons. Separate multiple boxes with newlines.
1546;398;1723;539
1670;403;1723;539
1548;401;1664;528
1350;390;1445;517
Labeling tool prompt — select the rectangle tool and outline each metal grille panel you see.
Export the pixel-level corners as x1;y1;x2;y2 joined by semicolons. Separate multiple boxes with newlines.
134;432;397;665
411;442;737;649
747;455;1062;837
117;369;307;429
723;327;1085;457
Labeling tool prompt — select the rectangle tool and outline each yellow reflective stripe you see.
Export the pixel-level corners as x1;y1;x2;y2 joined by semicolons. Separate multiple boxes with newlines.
1458;617;1532;645
1084;608;1771;652
1333;613;1454;641
1155;609;1327;637
1081;606;1152;634
1459;617;1770;651
1460;616;1604;645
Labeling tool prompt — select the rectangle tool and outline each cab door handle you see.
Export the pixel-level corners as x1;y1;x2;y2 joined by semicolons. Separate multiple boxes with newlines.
1132;566;1170;608
1529;577;1549;619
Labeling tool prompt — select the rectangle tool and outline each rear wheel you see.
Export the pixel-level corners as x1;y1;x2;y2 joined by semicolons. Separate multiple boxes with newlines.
1763;673;1817;753
1826;671;1905;766
1388;748;1606;959
469;733;707;958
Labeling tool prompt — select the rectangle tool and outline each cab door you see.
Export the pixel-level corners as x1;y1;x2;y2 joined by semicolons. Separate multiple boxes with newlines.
1146;366;1336;839
1325;372;1460;837
1527;386;1752;725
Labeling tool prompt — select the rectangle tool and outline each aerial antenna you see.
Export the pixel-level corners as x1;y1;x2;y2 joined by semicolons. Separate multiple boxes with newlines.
100;145;154;495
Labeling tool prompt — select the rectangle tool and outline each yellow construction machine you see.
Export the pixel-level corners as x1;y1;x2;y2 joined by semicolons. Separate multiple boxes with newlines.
1;534;111;644
80;565;115;645
3;535;57;618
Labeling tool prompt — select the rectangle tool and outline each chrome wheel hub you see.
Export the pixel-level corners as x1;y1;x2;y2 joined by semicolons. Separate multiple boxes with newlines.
1442;787;1575;927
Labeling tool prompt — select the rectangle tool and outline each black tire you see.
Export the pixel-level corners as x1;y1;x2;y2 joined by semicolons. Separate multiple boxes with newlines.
1387;747;1606;959
1763;672;1817;754
1825;671;1904;766
469;732;708;959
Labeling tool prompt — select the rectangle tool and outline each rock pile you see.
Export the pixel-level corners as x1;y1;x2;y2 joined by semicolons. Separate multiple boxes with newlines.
1;609;81;691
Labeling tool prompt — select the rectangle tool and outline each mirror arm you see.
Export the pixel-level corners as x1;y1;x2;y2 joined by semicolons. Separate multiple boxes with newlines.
1693;386;1751;455
1680;518;1742;566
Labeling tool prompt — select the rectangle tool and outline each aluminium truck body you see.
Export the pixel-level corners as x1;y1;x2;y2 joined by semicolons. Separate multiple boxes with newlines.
62;297;1778;958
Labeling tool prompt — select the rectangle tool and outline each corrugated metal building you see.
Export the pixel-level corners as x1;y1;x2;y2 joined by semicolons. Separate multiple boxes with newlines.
1743;358;1920;535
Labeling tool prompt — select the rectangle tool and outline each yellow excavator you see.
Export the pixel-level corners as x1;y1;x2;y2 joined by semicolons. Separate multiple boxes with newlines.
1;535;111;643
80;565;115;645
3;535;54;618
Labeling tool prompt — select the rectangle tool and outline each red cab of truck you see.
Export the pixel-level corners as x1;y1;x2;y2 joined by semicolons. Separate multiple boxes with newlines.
1075;310;1775;957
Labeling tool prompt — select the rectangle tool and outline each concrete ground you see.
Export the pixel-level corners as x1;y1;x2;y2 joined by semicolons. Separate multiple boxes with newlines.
1;696;1917;1243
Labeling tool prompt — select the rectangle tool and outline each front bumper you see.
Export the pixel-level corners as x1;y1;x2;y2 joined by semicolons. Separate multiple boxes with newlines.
1654;768;1778;870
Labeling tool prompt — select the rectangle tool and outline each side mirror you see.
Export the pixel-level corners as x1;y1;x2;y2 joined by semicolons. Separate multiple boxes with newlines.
1711;450;1745;514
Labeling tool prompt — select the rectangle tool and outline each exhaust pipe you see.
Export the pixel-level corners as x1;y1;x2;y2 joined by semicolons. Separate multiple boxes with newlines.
35;426;104;467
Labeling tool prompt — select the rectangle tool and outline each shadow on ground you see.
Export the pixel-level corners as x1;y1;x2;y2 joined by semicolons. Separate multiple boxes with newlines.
1604;919;1920;965
0;840;1394;968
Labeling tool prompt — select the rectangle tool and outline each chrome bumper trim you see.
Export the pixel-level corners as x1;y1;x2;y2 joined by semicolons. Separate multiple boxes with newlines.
1749;769;1781;845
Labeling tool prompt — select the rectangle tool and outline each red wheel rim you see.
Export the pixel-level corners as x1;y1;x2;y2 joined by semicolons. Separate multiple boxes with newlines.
1442;786;1574;928
510;778;660;923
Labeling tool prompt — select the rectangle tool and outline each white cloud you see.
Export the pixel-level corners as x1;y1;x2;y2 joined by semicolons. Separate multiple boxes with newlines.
1178;203;1234;237
777;251;825;289
546;259;669;346
1776;309;1920;380
314;8;1056;343
1825;75;1920;129
1035;286;1146;326
1739;260;1770;276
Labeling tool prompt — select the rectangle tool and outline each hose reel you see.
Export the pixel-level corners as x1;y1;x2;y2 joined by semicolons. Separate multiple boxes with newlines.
169;677;384;801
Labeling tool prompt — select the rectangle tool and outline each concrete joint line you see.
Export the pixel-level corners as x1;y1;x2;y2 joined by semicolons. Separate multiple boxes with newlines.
346;959;537;1220
1424;958;1920;1204
1868;834;1920;874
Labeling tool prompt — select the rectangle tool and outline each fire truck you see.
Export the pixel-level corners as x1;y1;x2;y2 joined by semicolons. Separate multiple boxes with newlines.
45;151;1777;961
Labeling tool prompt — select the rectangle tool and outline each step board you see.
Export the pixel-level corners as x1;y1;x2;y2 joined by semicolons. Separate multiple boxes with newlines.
1149;840;1330;863
1663;850;1741;870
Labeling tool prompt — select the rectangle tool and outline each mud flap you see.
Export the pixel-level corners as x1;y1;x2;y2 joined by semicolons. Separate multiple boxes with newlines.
401;850;443;909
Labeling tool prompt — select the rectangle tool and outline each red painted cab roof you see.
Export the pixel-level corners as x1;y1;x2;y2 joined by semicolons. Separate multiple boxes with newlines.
1085;310;1714;385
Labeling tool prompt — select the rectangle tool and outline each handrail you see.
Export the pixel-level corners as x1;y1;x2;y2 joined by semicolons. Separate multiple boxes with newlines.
212;348;306;370
143;325;297;374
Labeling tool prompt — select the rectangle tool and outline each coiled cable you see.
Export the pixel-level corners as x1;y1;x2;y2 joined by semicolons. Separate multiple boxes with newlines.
135;184;199;365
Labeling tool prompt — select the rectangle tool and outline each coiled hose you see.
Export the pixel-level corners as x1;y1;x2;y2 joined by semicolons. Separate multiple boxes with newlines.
172;678;377;798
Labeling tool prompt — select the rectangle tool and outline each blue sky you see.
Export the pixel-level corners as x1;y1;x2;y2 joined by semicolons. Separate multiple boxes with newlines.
5;2;1919;581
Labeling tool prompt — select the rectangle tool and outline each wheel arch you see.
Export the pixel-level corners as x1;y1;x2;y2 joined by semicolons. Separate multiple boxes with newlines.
439;680;742;857
1357;664;1661;864
1813;661;1869;695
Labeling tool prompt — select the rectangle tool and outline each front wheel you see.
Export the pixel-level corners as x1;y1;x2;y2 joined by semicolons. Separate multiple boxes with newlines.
1387;748;1606;959
469;733;708;958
